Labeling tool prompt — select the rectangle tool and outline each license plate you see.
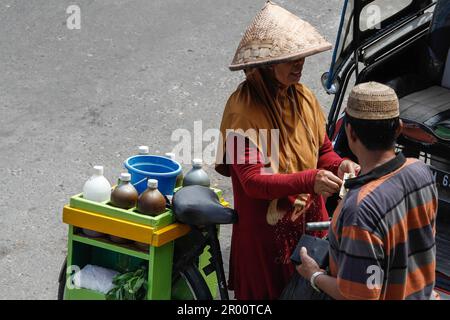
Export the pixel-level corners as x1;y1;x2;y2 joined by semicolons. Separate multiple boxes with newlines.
430;166;450;194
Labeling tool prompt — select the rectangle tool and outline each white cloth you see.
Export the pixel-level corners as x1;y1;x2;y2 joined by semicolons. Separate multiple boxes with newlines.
73;264;119;294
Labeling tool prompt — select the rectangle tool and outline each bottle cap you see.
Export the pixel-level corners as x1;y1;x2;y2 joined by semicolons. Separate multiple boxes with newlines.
93;166;104;175
120;172;131;182
192;158;203;168
147;179;158;189
165;152;175;160
138;146;149;155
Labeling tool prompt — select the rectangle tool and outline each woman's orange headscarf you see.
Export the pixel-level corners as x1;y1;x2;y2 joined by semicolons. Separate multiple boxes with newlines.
215;67;327;177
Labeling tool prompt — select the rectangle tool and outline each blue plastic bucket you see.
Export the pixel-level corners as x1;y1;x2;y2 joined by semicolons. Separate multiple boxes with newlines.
124;155;182;195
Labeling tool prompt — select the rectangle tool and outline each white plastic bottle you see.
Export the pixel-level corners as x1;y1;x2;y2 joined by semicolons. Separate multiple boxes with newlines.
83;166;112;202
82;166;112;237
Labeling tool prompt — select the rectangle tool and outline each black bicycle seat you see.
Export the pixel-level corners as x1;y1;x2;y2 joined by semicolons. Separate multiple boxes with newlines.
172;185;237;226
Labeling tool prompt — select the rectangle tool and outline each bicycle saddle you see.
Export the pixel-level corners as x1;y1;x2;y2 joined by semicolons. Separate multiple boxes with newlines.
172;185;237;226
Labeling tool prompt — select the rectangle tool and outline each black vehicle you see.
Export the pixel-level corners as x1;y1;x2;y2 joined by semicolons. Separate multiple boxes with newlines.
323;0;450;296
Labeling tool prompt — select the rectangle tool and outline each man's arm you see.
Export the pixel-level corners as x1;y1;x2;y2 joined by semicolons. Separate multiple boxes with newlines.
318;135;360;179
315;274;346;300
296;247;347;300
297;224;385;300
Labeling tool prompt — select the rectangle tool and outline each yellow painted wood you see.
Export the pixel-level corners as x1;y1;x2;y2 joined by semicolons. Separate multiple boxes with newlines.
220;200;230;207
63;206;154;244
63;206;191;247
151;223;191;247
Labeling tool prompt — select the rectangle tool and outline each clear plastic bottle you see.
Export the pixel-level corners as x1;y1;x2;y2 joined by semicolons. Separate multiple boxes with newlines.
182;159;210;187
110;172;138;209
82;166;112;237
137;179;166;216
165;152;184;189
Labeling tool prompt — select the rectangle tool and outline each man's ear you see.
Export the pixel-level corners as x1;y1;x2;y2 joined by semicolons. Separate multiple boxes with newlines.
345;121;357;143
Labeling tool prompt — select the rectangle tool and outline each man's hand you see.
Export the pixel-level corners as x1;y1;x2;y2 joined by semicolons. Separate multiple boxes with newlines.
314;170;342;198
337;159;361;179
296;247;322;280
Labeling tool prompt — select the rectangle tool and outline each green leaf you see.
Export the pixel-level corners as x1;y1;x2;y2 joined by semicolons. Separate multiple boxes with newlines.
106;267;148;300
133;278;145;292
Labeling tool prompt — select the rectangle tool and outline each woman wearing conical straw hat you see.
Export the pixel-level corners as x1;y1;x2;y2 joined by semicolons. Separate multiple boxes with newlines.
215;1;359;299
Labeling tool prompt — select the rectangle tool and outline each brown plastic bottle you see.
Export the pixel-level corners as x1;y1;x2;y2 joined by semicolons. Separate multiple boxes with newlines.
110;173;138;209
137;179;166;216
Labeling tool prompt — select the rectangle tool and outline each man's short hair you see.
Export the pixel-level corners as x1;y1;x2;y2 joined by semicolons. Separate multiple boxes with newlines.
345;114;400;151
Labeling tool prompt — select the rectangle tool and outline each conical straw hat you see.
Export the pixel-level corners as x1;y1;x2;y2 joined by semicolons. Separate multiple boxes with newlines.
229;1;332;71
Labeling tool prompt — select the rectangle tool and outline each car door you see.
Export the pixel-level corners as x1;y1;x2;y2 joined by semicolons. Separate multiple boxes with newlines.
323;0;436;140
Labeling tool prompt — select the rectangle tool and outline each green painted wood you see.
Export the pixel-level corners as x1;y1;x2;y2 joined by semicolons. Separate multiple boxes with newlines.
72;234;150;261
63;225;75;300
69;193;173;229
147;242;173;300
198;245;219;298
67;225;74;268
213;188;223;199
66;287;106;300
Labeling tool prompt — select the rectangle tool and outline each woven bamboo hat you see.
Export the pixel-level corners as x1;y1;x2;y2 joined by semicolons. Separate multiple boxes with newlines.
346;82;400;120
229;1;332;71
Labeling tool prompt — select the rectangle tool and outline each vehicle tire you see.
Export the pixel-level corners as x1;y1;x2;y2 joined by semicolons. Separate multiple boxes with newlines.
57;257;67;300
171;263;213;300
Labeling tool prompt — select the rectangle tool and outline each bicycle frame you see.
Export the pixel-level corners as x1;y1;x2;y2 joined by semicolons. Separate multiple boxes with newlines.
172;224;230;300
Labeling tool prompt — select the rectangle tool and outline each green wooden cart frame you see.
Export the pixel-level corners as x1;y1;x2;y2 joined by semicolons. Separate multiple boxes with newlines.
61;189;227;300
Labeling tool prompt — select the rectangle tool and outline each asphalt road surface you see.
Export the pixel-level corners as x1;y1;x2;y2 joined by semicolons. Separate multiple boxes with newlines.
0;0;341;299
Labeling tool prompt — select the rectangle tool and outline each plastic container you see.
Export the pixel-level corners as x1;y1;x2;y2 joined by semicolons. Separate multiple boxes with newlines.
110;173;138;209
165;152;184;188
124;155;181;195
82;166;112;202
137;179;167;217
82;166;111;237
182;159;210;187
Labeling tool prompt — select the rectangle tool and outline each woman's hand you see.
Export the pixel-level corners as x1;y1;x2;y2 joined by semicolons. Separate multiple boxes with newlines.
314;170;342;198
337;160;361;179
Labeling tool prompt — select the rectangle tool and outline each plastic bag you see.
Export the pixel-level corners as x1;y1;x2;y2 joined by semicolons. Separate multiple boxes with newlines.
73;264;119;294
279;272;331;300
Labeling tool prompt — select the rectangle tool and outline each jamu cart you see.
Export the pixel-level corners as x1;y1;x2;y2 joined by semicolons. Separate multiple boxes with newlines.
58;187;230;300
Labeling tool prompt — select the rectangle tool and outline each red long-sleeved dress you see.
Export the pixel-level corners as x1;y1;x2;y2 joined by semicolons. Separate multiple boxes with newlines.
227;134;342;300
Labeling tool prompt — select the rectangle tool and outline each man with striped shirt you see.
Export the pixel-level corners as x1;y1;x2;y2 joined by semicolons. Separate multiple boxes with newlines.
297;82;438;300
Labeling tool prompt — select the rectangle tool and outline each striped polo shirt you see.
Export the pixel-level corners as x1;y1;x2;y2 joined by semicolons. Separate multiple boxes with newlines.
328;153;438;300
